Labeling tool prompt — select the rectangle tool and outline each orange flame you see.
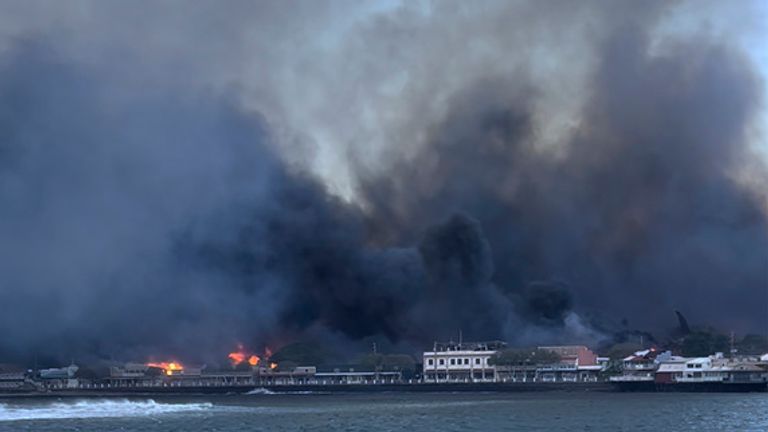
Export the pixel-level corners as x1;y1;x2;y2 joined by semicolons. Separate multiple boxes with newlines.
228;344;261;367
264;346;276;370
228;352;246;364
146;361;183;375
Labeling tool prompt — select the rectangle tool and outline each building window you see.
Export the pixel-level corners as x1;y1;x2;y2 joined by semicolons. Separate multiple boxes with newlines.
450;358;456;365
464;358;469;365
428;359;434;366
475;358;481;365
439;359;444;366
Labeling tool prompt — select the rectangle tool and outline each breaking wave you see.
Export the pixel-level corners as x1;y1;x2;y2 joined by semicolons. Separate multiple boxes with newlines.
0;399;213;422
245;387;276;395
245;388;327;395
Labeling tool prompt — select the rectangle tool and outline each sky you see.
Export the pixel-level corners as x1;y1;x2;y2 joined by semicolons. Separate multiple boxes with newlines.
0;0;766;363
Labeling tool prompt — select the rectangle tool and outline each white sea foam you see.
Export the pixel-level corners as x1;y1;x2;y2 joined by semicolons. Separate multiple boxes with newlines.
0;399;213;422
244;388;326;395
245;387;276;395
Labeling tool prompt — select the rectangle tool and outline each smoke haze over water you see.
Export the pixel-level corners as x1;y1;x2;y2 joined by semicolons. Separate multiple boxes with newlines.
0;0;766;363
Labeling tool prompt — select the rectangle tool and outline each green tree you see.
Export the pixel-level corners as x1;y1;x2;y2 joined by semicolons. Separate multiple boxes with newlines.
271;342;333;366
603;342;644;361
358;353;416;372
383;354;416;373
358;353;384;369
681;331;729;357
275;360;298;372
737;334;768;355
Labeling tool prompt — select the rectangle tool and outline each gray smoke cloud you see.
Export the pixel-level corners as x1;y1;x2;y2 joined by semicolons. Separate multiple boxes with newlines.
357;2;768;335
0;0;766;364
0;40;527;363
561;26;767;329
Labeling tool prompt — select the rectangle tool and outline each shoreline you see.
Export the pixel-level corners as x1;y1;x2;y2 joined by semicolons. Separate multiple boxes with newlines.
4;381;766;398
0;382;612;398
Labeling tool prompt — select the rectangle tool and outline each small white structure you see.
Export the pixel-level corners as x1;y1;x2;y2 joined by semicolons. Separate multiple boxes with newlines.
422;341;505;383
110;363;149;378
610;349;671;383
39;363;80;389
657;354;767;385
678;357;728;382
596;357;610;370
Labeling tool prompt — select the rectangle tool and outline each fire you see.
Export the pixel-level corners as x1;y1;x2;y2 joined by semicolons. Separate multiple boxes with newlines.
227;344;277;369
228;344;261;367
265;346;276;370
146;361;183;376
228;351;246;365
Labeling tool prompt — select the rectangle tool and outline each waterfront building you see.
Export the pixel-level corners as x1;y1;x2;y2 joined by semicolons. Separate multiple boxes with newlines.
655;359;687;383
614;351;768;390
255;366;316;385
492;346;605;383
538;345;604;382
315;365;401;385
422;341;506;383
105;362;402;388
674;354;768;384
610;348;672;383
0;372;27;391
538;346;598;367
0;365;28;392
38;363;80;389
110;363;150;378
726;362;768;383
679;357;727;382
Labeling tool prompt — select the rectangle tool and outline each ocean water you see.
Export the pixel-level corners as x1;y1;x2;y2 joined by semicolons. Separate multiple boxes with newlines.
1;391;767;431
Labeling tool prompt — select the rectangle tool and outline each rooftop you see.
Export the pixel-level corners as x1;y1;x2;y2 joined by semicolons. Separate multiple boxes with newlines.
429;341;507;352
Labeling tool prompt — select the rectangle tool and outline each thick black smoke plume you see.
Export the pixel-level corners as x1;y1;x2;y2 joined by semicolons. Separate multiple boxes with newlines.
0;41;541;364
358;11;768;335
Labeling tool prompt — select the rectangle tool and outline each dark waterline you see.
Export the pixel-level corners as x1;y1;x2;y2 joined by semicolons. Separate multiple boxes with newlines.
1;392;767;431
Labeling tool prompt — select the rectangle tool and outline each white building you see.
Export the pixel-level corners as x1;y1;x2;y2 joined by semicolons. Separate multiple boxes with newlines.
679;357;727;382
422;341;506;383
652;353;767;385
609;349;673;383
677;355;767;384
38;363;80;389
